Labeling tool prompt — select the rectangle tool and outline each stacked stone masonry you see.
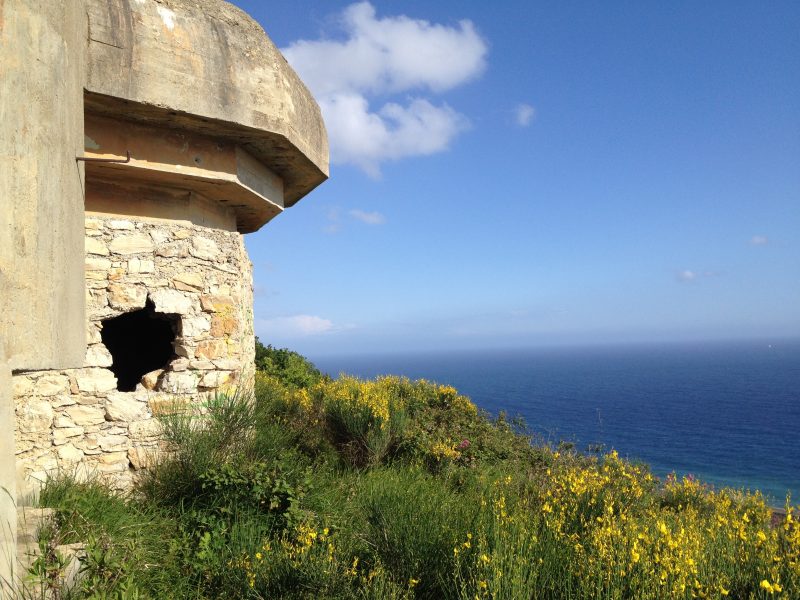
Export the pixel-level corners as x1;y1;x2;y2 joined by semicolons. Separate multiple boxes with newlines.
13;215;255;492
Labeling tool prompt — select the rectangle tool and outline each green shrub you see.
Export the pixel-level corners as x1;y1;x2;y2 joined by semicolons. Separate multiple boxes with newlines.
355;468;478;599
255;338;322;389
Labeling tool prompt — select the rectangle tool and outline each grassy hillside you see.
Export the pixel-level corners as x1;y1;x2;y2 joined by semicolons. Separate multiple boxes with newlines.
31;347;799;599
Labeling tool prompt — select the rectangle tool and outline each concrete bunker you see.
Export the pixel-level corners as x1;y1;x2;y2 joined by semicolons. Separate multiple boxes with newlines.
101;301;178;392
9;0;329;499
3;0;329;585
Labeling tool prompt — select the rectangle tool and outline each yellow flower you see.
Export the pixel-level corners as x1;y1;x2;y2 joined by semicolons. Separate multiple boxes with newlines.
760;579;777;594
255;552;262;560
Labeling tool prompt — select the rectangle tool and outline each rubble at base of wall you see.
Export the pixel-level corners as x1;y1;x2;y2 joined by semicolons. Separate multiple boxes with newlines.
13;215;256;492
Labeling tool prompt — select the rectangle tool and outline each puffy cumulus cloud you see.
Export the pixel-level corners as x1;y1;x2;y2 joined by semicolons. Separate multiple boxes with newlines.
349;209;386;225
284;2;486;96
258;315;335;337
749;235;769;246
321;94;468;176
514;103;536;127
282;2;487;175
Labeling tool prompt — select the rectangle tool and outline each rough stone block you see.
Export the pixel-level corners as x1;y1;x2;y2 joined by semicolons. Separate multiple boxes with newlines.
36;375;71;396
85;344;113;368
53;427;84;446
190;237;220;261
212;359;240;370
98;435;128;452
87;289;108;310
87;324;103;344
173;272;204;291
51;395;76;408
85;218;104;231
12;376;35;398
200;294;234;312
190;359;215;370
108;284;147;310
65;405;106;427
95;452;129;473
85;257;112;271
107;267;126;282
141;369;164;391
160;371;198;394
199;371;232;389
149;229;170;245
170;358;190;372
173;344;194;359
75;369;118;394
86;278;110;289
210;315;238;337
127;258;155;274
109;234;154;255
57;444;84;464
85;238;110;256
156;242;188;258
195;340;227;360
129;419;161;439
128;447;160;470
106;219;135;230
85;270;108;281
105;393;148;422
53;414;76;428
182;315;211;337
17;400;54;433
150;289;195;315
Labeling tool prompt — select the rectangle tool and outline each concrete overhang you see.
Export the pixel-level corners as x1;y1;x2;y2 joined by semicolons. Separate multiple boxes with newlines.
84;0;329;219
84;115;283;233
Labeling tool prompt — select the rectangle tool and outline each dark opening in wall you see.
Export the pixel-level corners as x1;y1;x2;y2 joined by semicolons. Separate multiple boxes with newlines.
101;300;179;392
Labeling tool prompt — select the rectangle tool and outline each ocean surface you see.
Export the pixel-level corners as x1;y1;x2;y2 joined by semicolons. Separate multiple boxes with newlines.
312;340;800;505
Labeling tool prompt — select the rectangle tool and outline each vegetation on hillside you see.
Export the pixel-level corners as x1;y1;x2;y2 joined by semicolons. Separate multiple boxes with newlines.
29;347;799;599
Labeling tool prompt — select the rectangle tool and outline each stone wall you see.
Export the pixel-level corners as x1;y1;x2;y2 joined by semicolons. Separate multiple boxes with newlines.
13;213;254;493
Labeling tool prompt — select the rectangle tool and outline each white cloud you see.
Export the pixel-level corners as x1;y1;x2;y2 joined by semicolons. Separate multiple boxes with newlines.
349;209;386;225
749;235;769;246
514;103;535;127
282;2;487;175
676;269;719;283
258;315;336;337
324;208;342;234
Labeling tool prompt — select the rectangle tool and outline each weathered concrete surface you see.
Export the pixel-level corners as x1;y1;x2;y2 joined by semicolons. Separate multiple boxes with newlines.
1;1;88;589
85;0;329;209
84;115;284;233
0;0;88;371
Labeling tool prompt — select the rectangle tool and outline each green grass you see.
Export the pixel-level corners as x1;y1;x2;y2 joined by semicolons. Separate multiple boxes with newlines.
29;352;800;599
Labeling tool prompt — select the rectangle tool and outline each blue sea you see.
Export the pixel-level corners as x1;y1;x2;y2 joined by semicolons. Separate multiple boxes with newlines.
312;339;800;505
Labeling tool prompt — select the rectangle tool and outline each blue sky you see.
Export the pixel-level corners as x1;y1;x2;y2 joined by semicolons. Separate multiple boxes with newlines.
232;1;799;357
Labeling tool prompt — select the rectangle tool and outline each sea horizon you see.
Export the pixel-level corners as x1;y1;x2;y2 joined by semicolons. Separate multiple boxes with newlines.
312;337;800;506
